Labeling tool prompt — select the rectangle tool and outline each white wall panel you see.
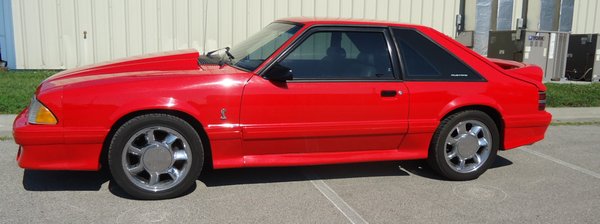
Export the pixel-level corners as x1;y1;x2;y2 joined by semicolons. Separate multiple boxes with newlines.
141;0;159;54
431;0;443;30
109;0;127;59
572;0;600;34
11;0;461;69
58;0;76;68
376;0;388;20
398;0;412;23
314;0;327;17
363;0;376;19
327;0;341;18
352;0;365;18
246;0;261;41
275;0;289;21
339;0;352;18
39;0;60;68
410;0;422;24
93;0;111;62
302;0;316;17
126;0;143;55
421;0;434;27
287;0;299;17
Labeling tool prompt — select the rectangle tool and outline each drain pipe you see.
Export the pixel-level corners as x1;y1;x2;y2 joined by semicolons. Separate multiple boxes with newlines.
520;0;528;30
513;0;528;41
456;0;466;36
474;0;493;56
0;48;7;70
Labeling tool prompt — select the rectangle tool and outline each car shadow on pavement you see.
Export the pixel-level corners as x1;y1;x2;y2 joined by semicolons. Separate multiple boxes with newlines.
199;156;513;187
106;179;198;200
21;169;195;200
22;170;110;191
20;156;513;197
199;161;410;187
398;155;513;180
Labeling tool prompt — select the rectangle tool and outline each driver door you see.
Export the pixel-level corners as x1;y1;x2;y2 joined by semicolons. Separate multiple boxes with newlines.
240;27;409;156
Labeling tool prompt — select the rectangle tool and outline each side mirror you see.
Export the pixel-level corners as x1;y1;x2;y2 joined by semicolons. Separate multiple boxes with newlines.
264;63;293;82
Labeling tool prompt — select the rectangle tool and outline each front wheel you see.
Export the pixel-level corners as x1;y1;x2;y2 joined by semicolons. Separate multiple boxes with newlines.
108;114;204;199
428;110;499;180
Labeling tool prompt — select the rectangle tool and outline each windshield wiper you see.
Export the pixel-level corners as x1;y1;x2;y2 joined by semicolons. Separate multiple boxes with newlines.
206;47;235;60
206;47;235;67
205;47;222;57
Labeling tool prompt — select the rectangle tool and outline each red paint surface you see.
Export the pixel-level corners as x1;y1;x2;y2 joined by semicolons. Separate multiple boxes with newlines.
13;19;551;170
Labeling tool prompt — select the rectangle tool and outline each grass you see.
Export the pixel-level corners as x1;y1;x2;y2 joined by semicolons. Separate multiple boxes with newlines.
1;70;600;114
545;83;600;107
0;70;57;114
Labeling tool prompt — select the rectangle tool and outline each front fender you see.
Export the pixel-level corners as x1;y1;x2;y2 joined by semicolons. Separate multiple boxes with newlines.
107;97;203;126
61;72;251;143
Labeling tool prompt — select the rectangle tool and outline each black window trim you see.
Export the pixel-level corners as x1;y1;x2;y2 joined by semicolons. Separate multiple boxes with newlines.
258;25;403;82
390;27;487;82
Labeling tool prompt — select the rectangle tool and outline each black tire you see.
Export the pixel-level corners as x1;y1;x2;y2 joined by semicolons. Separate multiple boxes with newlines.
108;114;203;199
427;110;499;180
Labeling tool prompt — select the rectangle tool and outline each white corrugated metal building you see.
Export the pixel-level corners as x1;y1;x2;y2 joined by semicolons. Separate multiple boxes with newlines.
0;0;599;70
4;0;464;69
572;0;600;33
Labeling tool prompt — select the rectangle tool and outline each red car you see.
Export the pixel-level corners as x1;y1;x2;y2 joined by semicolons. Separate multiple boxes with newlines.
13;18;551;199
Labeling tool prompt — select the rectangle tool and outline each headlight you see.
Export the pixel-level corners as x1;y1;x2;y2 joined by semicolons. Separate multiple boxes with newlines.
27;97;58;125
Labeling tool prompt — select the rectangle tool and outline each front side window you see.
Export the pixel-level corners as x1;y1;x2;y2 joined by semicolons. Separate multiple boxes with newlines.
278;30;394;80
392;28;483;81
229;22;302;71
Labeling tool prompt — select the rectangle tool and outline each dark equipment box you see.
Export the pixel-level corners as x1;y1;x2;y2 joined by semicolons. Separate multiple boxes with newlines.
488;30;569;81
488;30;525;61
566;34;600;82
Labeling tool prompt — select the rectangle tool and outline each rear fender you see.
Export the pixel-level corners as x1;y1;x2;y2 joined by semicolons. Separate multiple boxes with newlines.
438;95;505;121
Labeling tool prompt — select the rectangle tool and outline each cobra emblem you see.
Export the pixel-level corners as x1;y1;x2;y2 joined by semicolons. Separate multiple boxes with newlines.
220;108;227;120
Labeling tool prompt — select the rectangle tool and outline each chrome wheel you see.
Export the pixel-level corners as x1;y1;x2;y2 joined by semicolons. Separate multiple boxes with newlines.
444;120;491;173
121;126;192;192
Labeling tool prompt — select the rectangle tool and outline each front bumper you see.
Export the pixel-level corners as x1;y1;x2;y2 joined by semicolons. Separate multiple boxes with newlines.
13;110;104;170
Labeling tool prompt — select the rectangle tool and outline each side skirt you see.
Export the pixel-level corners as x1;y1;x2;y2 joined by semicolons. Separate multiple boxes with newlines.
242;149;428;167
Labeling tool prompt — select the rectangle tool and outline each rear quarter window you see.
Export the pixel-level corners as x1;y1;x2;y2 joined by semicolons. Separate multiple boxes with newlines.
392;28;484;81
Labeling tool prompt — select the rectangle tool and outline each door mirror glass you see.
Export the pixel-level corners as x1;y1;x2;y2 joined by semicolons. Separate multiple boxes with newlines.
265;63;293;82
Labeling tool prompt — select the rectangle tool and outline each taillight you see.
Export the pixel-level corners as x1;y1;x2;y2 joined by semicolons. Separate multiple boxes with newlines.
538;92;546;110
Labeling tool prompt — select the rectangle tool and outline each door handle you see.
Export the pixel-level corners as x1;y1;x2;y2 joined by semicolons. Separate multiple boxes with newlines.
380;90;397;97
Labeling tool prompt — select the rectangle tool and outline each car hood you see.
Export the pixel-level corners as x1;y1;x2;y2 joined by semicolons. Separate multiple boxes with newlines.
46;49;201;82
37;49;245;93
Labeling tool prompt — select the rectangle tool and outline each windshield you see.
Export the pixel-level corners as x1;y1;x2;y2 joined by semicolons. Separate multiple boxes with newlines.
228;22;302;71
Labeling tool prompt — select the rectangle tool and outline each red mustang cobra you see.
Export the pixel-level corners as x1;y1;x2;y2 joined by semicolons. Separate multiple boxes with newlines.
13;18;551;199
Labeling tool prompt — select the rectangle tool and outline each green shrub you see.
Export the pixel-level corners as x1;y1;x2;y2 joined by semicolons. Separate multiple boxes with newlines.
0;70;56;114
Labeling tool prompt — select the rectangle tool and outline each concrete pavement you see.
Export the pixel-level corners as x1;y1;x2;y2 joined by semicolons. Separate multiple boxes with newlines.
0;125;598;223
0;114;16;137
1;107;599;138
546;107;600;123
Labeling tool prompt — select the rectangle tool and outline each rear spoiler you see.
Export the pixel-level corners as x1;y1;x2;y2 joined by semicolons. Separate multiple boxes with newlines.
487;58;546;91
424;28;546;91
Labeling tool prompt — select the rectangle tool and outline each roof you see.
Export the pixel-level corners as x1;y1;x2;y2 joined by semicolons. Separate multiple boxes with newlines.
277;17;425;29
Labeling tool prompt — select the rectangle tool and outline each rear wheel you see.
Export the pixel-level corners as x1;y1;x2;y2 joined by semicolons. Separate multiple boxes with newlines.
428;110;499;180
108;114;203;199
